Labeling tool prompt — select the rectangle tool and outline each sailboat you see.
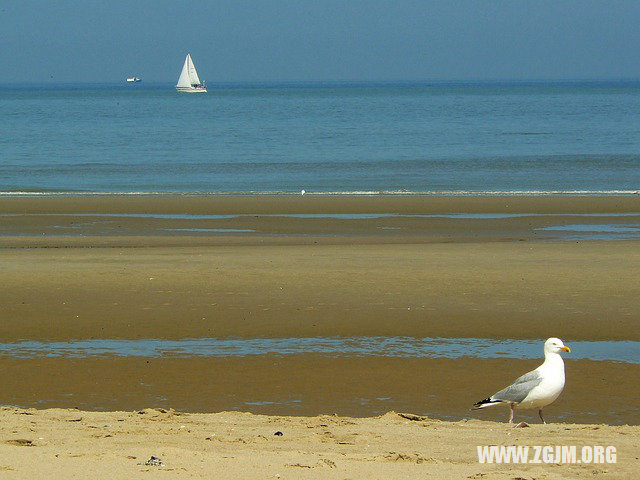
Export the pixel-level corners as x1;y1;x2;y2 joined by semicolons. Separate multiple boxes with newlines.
176;53;207;93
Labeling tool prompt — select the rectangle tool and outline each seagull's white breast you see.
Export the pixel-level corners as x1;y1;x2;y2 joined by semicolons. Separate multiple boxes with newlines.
519;358;566;409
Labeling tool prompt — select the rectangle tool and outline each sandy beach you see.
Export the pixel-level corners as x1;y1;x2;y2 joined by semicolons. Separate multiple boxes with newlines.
0;194;638;477
0;408;636;479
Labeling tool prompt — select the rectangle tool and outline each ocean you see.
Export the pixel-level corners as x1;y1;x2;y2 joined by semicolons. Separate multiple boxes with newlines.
1;82;639;194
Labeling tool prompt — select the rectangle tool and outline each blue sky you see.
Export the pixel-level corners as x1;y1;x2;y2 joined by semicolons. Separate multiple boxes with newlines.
1;0;639;83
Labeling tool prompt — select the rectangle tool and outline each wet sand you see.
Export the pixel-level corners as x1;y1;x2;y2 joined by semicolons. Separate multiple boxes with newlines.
1;193;638;215
0;408;636;479
0;355;638;425
0;195;638;476
1;194;639;248
1;242;638;342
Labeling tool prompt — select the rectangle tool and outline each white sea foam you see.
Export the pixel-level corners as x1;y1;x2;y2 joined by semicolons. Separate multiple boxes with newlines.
0;190;638;197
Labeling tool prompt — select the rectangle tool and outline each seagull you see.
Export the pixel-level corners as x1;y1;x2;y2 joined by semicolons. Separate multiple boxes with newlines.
472;337;570;425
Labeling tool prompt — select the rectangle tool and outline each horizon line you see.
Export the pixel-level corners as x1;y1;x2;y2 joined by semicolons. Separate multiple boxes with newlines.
1;77;640;87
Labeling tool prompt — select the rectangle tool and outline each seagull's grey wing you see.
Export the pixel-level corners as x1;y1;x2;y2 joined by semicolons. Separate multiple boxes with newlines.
491;369;543;404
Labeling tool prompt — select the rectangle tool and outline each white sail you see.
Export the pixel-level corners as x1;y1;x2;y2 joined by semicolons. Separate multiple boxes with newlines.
176;55;192;88
187;54;202;85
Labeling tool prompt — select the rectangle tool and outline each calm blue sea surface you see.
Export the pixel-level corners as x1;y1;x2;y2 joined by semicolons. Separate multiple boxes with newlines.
1;82;639;194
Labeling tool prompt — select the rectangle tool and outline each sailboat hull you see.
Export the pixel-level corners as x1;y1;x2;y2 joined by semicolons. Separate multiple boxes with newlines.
176;86;207;93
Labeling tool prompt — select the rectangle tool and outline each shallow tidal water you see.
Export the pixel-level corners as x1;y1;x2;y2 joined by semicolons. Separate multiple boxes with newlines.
0;337;637;363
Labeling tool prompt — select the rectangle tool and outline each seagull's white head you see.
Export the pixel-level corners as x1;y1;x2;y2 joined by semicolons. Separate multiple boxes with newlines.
544;337;571;355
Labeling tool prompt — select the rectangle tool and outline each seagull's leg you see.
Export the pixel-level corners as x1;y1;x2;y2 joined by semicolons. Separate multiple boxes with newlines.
538;409;546;424
508;404;514;424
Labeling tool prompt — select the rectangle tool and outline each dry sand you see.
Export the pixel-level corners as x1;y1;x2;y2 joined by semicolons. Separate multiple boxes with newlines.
0;408;636;479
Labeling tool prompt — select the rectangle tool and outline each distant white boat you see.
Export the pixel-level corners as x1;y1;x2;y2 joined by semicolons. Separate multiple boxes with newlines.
126;77;141;83
176;53;207;93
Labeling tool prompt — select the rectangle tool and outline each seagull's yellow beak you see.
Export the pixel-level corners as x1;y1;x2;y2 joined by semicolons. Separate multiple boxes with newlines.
561;345;571;353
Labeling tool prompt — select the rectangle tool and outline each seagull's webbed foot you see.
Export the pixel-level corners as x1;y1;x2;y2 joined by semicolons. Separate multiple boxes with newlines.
538;409;546;424
508;403;530;427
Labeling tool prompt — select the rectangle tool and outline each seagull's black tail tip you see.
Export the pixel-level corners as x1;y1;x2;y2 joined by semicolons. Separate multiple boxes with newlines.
471;397;497;410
